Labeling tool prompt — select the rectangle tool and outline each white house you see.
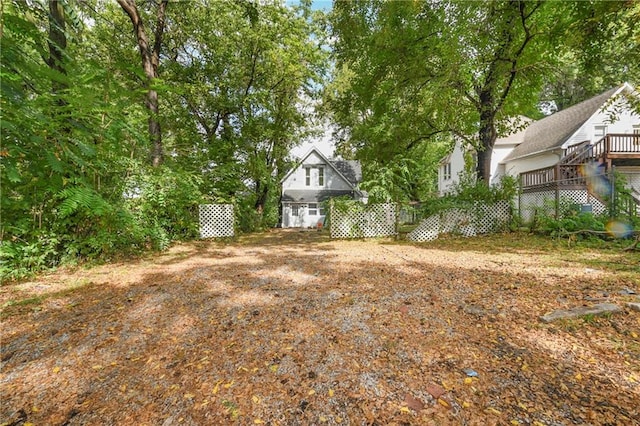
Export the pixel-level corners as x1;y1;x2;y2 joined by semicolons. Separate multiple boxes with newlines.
280;147;365;228
502;83;639;178
438;117;531;195
438;83;640;198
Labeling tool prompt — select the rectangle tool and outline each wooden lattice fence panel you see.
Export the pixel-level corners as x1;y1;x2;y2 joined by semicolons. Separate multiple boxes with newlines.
330;203;397;239
558;189;607;215
477;201;511;233
199;204;234;238
407;201;511;242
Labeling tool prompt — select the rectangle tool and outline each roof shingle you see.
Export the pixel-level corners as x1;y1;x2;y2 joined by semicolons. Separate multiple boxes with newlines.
503;86;621;162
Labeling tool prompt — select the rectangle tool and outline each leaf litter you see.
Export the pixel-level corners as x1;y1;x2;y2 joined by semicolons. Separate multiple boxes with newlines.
1;230;639;425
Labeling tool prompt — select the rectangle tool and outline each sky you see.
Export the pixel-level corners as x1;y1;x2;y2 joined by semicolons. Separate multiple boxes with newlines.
286;0;333;11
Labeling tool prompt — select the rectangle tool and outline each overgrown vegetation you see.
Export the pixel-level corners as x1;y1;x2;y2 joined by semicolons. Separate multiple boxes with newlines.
1;1;326;280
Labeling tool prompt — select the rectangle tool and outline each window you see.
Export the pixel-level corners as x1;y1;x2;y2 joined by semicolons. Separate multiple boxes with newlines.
633;125;640;135
308;203;318;215
292;205;299;216
442;163;452;180
594;125;607;137
305;166;324;186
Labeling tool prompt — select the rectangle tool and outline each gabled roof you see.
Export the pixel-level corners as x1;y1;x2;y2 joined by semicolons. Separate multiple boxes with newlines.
280;147;362;190
330;160;362;186
503;84;626;162
281;189;359;203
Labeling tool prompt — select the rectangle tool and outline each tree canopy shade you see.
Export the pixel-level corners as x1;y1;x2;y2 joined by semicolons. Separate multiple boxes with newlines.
327;0;639;184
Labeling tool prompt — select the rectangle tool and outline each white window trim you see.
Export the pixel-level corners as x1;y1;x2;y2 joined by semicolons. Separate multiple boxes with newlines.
442;163;452;181
594;125;607;138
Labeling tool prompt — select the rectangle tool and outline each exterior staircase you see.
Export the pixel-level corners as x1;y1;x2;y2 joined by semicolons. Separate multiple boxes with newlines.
520;134;640;216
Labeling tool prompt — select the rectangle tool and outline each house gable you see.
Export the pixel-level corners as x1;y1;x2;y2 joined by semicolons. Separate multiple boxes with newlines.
281;148;360;192
281;147;364;228
504;83;638;163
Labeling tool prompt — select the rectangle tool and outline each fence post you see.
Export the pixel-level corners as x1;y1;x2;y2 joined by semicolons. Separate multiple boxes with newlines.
518;176;523;225
610;166;616;218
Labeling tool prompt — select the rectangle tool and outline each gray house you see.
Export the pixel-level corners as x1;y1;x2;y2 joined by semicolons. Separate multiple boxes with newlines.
280;148;365;228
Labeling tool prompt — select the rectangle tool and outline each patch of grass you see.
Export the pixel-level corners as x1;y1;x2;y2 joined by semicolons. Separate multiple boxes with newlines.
2;295;46;310
1;279;94;319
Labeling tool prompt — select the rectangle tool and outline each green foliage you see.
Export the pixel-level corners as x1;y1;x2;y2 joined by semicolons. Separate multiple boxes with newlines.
422;175;518;218
1;1;329;279
532;212;607;239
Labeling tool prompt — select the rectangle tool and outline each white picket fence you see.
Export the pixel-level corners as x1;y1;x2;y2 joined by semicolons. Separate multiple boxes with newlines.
199;204;234;238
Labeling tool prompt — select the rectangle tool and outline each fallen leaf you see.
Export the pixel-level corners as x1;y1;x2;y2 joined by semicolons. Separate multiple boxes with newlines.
52;367;60;374
437;398;450;409
485;407;502;416
425;383;446;399
328;389;335;397
404;393;424;412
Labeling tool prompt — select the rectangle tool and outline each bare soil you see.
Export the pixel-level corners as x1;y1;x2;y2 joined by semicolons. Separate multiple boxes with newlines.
1;230;639;425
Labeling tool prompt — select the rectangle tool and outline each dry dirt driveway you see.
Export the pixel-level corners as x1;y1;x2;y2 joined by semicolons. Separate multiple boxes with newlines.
1;230;639;425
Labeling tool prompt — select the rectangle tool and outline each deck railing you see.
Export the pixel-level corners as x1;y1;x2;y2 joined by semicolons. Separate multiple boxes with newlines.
603;133;640;155
520;163;602;189
521;134;640;189
563;134;640;165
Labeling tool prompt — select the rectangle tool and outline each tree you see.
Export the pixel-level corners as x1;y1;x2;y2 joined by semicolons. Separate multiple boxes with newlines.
539;1;640;112
116;0;168;167
160;0;327;225
330;0;555;184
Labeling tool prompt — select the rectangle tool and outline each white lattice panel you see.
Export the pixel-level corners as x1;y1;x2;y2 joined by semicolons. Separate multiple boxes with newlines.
407;202;510;242
588;195;607;215
199;204;234;238
519;191;555;224
330;203;397;239
407;215;440;242
476;201;511;234
441;209;476;236
624;171;640;193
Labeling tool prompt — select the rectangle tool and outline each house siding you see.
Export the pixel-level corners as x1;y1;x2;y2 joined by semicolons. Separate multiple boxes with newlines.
564;103;640;149
281;148;362;228
504;152;562;179
282;157;353;192
438;139;467;196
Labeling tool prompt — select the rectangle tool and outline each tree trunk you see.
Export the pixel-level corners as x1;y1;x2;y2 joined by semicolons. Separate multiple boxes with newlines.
47;0;67;105
117;0;168;167
476;93;497;182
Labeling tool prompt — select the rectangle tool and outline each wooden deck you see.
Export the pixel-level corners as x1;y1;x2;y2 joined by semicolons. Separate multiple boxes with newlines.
520;134;640;190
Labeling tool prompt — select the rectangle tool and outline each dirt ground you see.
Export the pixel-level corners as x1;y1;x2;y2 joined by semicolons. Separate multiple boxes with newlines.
1;230;639;425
